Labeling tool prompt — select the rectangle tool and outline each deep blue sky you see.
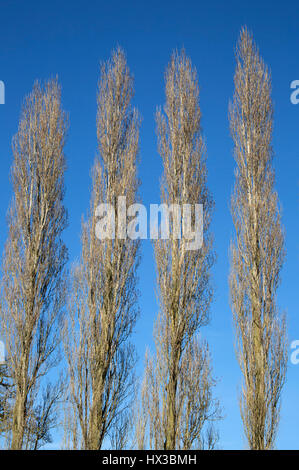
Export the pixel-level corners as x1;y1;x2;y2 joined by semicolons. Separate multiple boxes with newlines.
0;0;298;449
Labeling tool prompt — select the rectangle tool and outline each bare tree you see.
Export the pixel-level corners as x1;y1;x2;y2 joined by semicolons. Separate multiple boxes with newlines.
229;27;287;450
63;48;140;450
0;363;12;440
138;50;220;450
110;408;132;450
0;80;68;449
23;378;65;449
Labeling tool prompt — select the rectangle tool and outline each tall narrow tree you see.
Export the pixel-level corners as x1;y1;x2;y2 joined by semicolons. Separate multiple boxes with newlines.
139;51;219;450
63;48;140;450
0;80;68;449
229;28;287;450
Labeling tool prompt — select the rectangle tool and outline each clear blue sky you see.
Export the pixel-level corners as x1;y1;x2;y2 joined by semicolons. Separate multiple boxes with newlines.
0;0;298;449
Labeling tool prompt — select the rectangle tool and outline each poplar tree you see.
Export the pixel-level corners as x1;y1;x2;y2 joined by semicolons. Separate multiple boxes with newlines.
229;28;287;450
0;80;68;449
63;48;140;450
139;51;219;450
